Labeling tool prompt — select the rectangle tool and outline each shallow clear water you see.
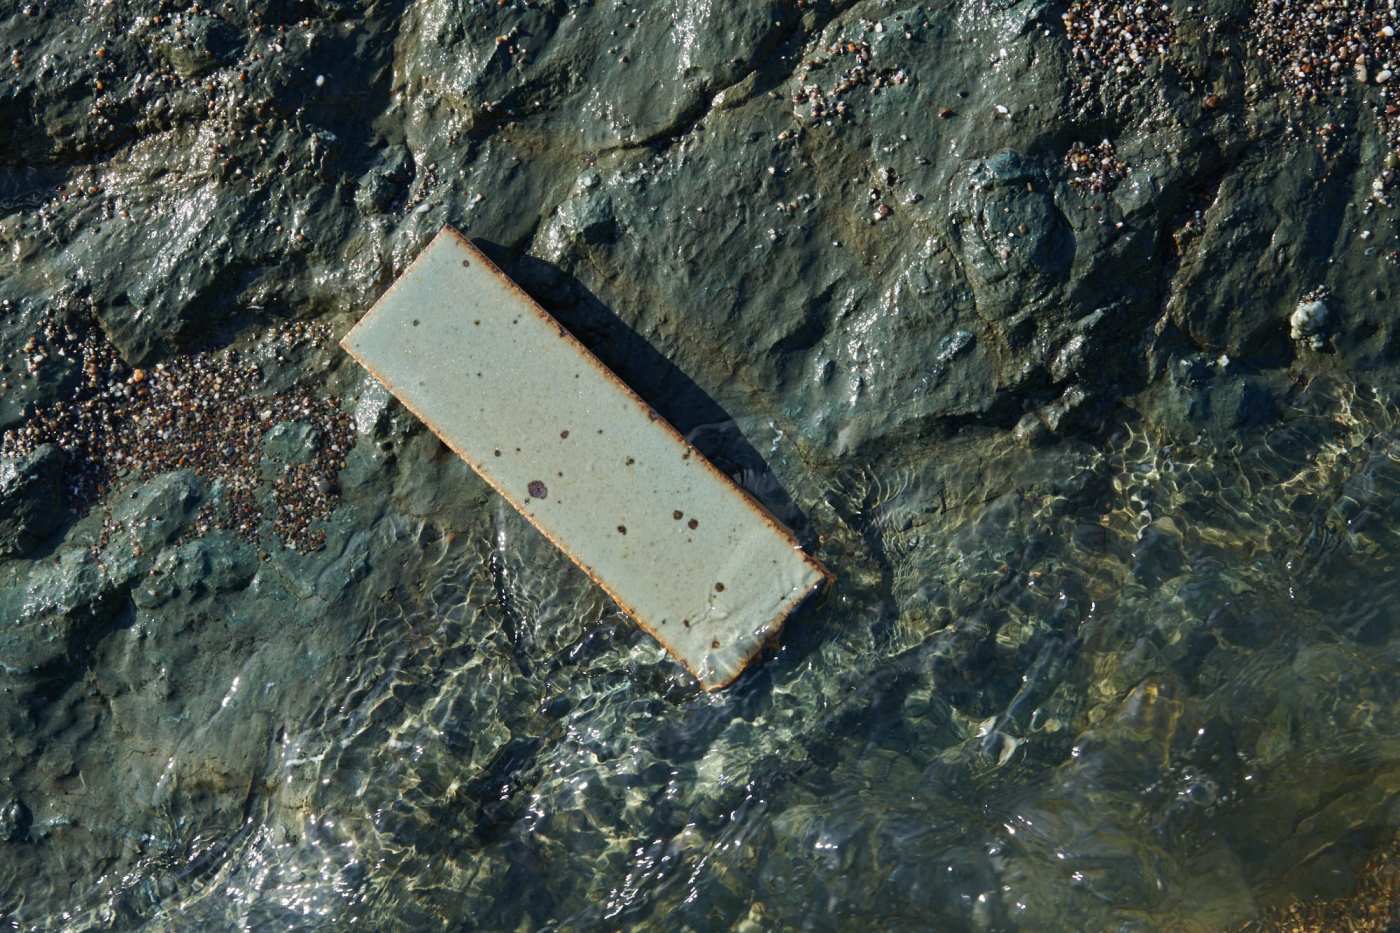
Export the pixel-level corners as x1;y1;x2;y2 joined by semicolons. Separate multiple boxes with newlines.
14;377;1400;930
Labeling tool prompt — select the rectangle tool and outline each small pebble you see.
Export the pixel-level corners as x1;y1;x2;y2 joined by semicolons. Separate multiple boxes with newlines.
1;319;351;553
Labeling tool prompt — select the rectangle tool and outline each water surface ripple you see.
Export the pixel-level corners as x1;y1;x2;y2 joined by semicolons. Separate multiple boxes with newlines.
14;378;1400;930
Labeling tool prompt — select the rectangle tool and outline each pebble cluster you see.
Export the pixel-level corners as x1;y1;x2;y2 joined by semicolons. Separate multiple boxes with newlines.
1065;140;1130;192
1235;830;1400;931
1062;0;1175;74
791;25;912;124
0;318;352;553
1251;0;1400;151
1252;0;1399;101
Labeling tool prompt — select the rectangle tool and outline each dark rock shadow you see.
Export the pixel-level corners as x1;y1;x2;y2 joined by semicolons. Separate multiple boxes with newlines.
470;239;814;550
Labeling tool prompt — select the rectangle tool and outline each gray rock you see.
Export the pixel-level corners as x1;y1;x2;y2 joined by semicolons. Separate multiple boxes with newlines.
0;546;108;676
1051;334;1090;383
0;798;31;843
0;444;65;558
948;152;1075;324
554;191;619;246
261;420;320;480
1142;356;1281;438
154;15;241;78
1290;297;1330;349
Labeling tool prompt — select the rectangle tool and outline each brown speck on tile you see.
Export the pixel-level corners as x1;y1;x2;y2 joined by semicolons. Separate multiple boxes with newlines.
625;457;635;465
617;524;627;534
711;640;720;649
560;430;569;439
714;582;725;592
461;259;471;267
688;518;699;530
673;510;683;520
528;480;548;498
682;449;691;460
494;449;502;456
473;320;481;326
412;319;420;327
682;619;691;627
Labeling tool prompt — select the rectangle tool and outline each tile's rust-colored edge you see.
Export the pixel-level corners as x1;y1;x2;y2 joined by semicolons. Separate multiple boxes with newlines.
340;225;832;690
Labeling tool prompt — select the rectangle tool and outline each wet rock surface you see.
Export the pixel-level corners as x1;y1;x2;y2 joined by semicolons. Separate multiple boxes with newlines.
5;0;1400;927
0;443;65;558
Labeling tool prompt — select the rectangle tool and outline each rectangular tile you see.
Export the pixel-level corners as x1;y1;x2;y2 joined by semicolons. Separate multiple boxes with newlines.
340;227;829;689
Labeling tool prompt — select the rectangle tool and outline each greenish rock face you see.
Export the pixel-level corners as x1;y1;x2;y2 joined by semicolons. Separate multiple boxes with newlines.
5;0;1400;927
259;420;320;477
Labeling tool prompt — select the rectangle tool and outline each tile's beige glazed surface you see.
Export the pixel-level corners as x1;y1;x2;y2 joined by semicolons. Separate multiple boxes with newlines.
340;227;829;689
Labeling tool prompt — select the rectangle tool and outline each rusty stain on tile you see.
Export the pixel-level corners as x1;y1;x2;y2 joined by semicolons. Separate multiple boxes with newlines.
340;227;830;690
